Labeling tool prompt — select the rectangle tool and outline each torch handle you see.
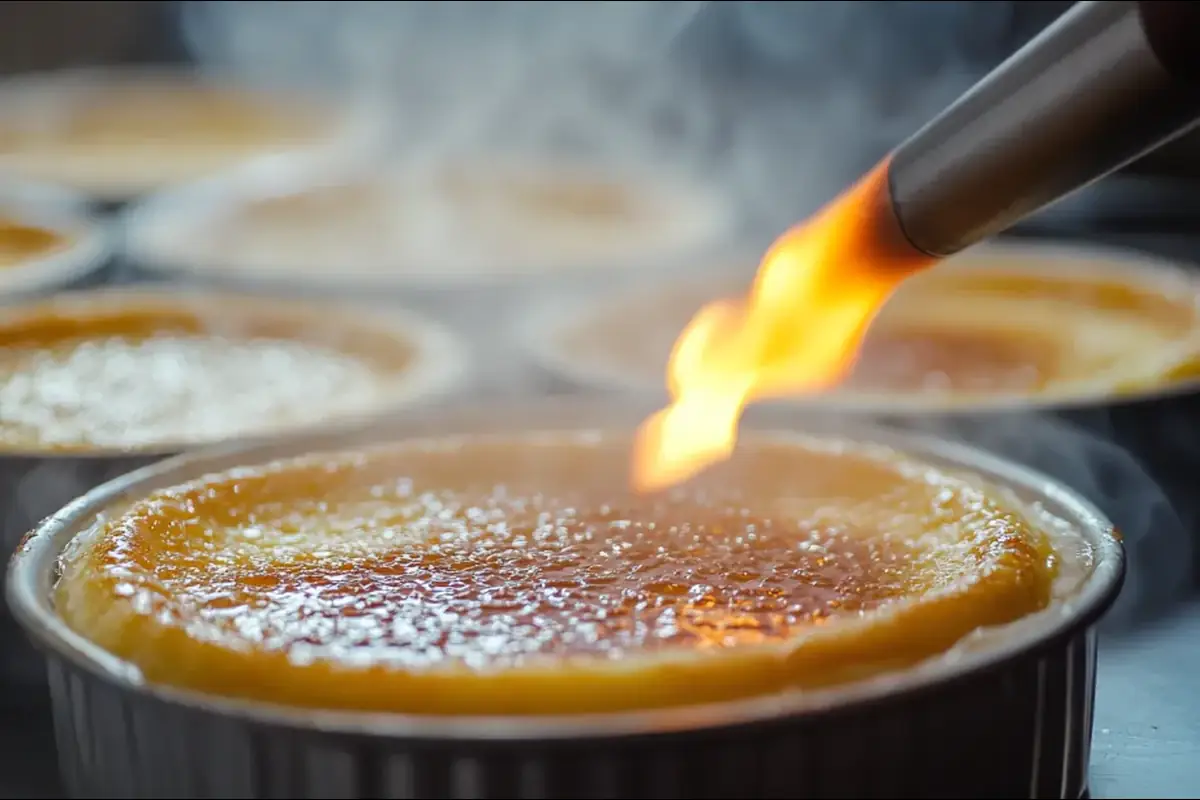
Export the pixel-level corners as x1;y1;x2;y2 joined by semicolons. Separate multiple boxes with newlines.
887;0;1200;258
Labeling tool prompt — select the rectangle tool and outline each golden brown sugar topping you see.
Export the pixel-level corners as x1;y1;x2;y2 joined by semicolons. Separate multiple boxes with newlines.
858;268;1200;394
96;493;909;667
554;260;1200;400
57;433;1058;714
0;219;70;267
0;300;415;451
926;270;1198;323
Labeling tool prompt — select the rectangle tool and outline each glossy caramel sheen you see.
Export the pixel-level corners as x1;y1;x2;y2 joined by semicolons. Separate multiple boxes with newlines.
57;433;1058;715
0;219;69;267
0;298;416;451
551;259;1200;402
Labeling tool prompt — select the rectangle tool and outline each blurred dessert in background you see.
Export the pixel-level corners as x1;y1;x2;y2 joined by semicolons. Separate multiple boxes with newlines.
0;179;110;295
527;243;1200;409
0;289;465;452
0;68;368;200
123;158;735;289
0;219;70;268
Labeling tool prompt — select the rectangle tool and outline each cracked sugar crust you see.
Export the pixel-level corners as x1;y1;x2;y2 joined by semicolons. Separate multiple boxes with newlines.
57;432;1059;715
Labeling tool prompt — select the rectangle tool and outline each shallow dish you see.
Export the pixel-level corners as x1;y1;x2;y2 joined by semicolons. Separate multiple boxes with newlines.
0;179;111;296
0;286;468;688
521;240;1200;619
8;400;1123;799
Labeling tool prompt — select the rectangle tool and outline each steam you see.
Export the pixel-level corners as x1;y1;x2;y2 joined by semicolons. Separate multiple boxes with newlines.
180;2;717;178
168;1;1191;628
178;1;1011;232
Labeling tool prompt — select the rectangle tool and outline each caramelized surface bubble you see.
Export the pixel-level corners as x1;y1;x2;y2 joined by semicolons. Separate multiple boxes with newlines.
0;297;418;451
0;219;69;267
57;433;1059;715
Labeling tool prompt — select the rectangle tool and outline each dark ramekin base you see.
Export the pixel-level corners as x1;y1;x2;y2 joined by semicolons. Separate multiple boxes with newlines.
47;627;1098;799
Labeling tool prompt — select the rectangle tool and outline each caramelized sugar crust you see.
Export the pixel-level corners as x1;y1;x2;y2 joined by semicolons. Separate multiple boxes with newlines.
56;433;1058;715
0;219;70;267
0;296;416;451
556;263;1200;399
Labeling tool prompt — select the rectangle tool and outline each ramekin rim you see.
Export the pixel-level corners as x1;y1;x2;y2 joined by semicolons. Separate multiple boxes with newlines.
6;399;1126;741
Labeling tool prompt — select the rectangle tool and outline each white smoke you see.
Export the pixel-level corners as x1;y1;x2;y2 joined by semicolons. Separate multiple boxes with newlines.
177;1;1017;233
170;2;1190;624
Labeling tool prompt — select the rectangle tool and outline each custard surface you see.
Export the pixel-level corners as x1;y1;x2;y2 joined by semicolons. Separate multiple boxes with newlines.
0;219;70;268
547;255;1200;404
57;432;1061;715
0;296;420;451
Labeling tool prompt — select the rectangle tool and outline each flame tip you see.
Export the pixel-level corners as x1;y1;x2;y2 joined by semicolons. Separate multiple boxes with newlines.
630;159;936;493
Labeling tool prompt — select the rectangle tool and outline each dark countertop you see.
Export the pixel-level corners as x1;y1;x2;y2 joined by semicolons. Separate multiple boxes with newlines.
1093;604;1200;799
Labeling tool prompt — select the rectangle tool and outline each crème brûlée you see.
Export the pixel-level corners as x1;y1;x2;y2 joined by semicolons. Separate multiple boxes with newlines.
55;432;1074;716
128;163;730;284
542;249;1200;407
0;77;344;197
0;218;71;268
0;292;450;452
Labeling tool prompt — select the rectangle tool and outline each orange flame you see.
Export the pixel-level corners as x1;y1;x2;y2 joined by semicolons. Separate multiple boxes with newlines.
632;157;937;493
